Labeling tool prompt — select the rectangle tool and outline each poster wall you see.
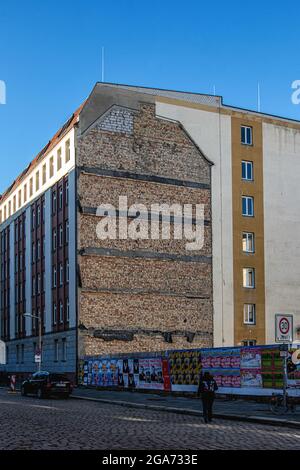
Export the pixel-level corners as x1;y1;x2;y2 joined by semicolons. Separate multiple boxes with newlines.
201;348;241;388
168;350;201;392
240;348;262;388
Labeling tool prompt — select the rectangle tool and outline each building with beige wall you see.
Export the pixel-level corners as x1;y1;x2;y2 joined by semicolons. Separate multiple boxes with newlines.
0;82;300;379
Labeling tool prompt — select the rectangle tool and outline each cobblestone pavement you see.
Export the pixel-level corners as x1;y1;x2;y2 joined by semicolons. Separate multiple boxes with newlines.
0;389;299;450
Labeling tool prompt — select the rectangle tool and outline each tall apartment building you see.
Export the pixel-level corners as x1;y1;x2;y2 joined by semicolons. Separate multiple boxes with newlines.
0;82;300;378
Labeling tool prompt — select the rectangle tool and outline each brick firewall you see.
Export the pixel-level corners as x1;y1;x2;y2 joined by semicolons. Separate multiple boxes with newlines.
77;102;213;356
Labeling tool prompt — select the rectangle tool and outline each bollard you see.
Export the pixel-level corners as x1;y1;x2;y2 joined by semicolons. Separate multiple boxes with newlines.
9;375;16;394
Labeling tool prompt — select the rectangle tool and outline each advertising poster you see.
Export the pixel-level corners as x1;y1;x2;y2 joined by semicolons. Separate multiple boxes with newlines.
168;350;202;392
138;357;165;390
121;358;139;389
240;348;262;388
201;348;241;388
261;347;283;389
96;359;119;387
287;348;300;388
240;348;261;369
240;369;263;388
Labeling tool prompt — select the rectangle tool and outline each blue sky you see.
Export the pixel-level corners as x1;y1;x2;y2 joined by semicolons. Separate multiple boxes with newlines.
0;0;299;193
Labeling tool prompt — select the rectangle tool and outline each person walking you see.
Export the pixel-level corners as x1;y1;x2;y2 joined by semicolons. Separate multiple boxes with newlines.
198;372;218;423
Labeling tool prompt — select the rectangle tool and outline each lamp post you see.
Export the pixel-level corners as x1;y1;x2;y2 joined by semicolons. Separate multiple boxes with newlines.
23;313;42;372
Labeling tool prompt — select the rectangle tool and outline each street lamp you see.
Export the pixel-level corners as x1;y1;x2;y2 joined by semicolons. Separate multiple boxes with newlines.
23;313;42;372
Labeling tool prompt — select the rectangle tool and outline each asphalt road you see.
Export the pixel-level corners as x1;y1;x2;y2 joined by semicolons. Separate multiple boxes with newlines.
0;389;299;450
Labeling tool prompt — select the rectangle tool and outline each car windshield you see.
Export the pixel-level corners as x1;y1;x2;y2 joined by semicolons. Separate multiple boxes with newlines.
49;374;69;381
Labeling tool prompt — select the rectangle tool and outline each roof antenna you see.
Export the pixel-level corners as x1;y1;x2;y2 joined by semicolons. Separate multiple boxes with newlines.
257;82;261;112
101;46;105;83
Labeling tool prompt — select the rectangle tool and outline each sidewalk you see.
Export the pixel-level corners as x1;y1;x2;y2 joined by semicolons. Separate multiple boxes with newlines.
72;387;300;428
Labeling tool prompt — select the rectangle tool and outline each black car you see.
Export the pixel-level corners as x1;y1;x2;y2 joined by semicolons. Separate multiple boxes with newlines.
21;371;73;399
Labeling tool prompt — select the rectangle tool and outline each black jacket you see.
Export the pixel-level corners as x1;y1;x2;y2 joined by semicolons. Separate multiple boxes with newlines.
198;378;218;399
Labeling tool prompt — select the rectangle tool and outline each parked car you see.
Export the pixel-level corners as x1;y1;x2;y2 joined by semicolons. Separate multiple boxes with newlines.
21;371;73;399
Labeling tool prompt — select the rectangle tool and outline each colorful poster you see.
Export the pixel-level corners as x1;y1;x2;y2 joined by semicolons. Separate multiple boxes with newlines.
138;358;165;390
122;358;139;389
287;348;300;388
201;348;241;388
261;347;283;389
241;369;263;388
168;350;202;391
241;348;261;369
95;359;119;387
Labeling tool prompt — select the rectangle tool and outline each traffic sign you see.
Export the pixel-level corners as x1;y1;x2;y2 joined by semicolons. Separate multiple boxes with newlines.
35;354;41;363
275;314;293;343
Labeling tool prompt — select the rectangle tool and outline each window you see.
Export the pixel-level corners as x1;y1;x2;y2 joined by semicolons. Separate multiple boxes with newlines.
13;196;16;213
29;178;33;197
53;303;57;325
242;340;257;347
59;263;63;286
62;338;67;361
59;187;63;210
243;267;255;289
57;148;62;171
53;266;57;288
65;180;69;205
242;196;254;217
242;232;255;253
59;301;64;323
52;229;57;251
32;276;36;296
37;206;41;226
66;298;70;322
32;209;35;229
241;125;253;145
42;164;47;185
54;339;59;362
244;304;256;325
42;201;45;223
59;224;63;247
23;184;27;203
65;140;70;163
42;236;45;258
37;240;41;260
65;220;69;244
66;260;69;283
18;190;22;208
49;156;54;178
36;171;40;191
37;274;41;294
242;161;253;181
32;242;35;263
52;192;57;214
8;201;11;217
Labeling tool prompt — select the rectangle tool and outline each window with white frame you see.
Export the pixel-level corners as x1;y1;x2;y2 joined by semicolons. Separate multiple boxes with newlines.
241;125;253;145
242;161;253;181
66;298;70;322
52;229;57;251
57;148;62;171
66;260;69;283
243;267;255;288
49;156;54;178
36;171;40;192
243;232;255;253
59;301;64;323
65;140;70;163
53;303;57;325
59;263;63;286
53;266;57;288
242;340;257;347
244;304;256;325
42;164;47;185
59;224;63;247
242;196;254;217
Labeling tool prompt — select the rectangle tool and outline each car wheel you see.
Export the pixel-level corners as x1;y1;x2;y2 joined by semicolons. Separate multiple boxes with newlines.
37;388;44;399
21;385;27;397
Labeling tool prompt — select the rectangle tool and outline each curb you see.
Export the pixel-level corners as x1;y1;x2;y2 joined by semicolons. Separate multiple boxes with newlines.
70;394;300;429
